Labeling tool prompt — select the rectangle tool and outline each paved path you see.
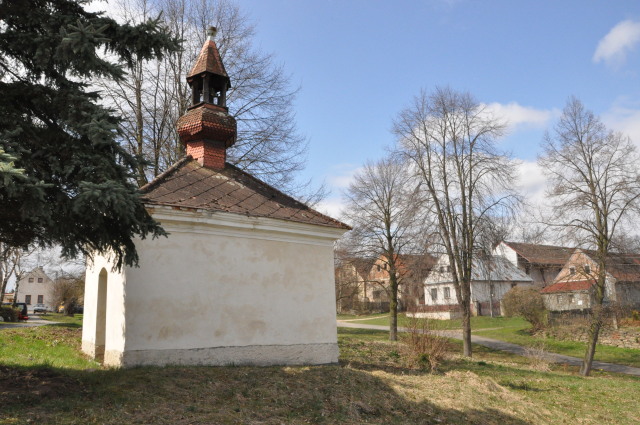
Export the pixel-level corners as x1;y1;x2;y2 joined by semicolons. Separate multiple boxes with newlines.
338;321;640;377
0;315;60;330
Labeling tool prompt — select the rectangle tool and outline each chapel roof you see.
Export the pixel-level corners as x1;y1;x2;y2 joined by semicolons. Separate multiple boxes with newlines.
139;157;350;230
187;33;230;83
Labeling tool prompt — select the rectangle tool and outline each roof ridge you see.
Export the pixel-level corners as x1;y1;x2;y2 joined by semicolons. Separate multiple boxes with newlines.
140;156;193;194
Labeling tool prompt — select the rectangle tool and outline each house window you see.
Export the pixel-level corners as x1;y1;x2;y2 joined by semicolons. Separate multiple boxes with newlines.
37;295;43;304
376;265;380;272
569;267;576;275
28;278;34;283
25;295;31;305
584;265;591;274
524;264;530;275
568;294;574;304
444;287;451;299
37;278;43;283
446;266;451;273
439;266;445;273
431;288;438;300
372;290;382;299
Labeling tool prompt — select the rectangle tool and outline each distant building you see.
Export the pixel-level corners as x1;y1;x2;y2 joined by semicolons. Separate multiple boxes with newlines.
364;253;437;310
542;249;640;312
415;254;533;319
15;267;54;312
494;241;574;287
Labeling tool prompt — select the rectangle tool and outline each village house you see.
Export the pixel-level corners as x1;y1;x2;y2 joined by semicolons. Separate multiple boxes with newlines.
541;249;640;312
494;241;574;287
414;254;533;319
363;253;436;311
81;28;349;367
334;256;371;313
15;267;55;312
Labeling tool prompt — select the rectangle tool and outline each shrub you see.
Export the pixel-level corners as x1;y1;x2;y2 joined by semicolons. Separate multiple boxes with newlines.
0;306;19;322
402;317;449;372
502;287;547;331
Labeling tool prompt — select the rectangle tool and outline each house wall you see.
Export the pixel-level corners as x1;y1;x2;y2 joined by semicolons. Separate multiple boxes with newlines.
614;282;640;308
15;268;55;312
82;255;127;365
83;207;345;367
543;291;592;311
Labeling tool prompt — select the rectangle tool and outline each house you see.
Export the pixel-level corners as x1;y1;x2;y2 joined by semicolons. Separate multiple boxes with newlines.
415;254;533;319
494;241;574;287
15;267;55;312
363;253;437;310
334;256;371;313
541;249;640;312
81;28;349;367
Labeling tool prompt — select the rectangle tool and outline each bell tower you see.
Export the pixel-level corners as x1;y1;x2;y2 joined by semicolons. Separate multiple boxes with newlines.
177;27;237;170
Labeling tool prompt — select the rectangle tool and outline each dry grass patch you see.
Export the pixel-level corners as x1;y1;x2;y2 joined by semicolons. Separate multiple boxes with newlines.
1;326;640;424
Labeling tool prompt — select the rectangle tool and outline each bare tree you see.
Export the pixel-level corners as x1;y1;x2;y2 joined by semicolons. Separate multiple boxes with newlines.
100;0;310;195
342;157;426;341
0;243;21;302
52;274;85;316
394;87;519;357
539;97;640;376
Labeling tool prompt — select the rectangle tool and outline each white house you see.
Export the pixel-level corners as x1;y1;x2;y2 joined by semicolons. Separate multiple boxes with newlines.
15;267;55;312
81;28;349;367
493;241;573;287
416;254;533;319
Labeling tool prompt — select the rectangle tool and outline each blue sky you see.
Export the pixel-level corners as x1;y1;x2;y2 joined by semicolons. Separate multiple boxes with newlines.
234;0;640;216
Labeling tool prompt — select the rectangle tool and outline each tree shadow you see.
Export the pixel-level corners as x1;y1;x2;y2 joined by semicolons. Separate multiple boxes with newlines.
0;362;540;425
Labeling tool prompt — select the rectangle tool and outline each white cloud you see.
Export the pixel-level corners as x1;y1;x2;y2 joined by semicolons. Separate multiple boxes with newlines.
316;197;347;221
515;160;551;214
483;102;555;132
593;20;640;67
326;164;362;189
602;102;640;147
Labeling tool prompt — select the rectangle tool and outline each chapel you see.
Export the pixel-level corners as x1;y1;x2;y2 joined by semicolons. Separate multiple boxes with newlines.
81;28;349;367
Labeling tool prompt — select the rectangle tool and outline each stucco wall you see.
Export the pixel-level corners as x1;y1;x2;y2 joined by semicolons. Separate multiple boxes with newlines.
15;269;55;311
85;207;345;367
81;255;127;365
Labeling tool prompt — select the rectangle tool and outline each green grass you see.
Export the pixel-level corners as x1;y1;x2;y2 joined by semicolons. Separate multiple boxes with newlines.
1;324;640;424
38;313;84;327
0;324;97;370
475;323;640;368
344;312;528;330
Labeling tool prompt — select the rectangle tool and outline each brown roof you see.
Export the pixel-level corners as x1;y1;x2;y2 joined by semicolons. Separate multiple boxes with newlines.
581;250;640;282
541;280;594;293
503;241;574;266
140;157;350;230
187;39;230;82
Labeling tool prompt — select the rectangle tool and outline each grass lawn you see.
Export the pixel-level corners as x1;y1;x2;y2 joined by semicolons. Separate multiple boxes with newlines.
38;313;84;327
342;312;528;330
1;324;640;424
474;323;640;368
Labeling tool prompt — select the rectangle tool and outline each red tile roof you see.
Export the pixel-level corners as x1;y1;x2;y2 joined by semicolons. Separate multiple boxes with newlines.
541;280;594;294
139;157;350;230
187;39;229;82
503;241;574;266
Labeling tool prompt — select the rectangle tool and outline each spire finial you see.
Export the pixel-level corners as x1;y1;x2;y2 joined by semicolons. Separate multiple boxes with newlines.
207;26;217;40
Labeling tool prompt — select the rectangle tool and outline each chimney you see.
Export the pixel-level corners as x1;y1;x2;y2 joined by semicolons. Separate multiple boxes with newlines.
176;27;236;170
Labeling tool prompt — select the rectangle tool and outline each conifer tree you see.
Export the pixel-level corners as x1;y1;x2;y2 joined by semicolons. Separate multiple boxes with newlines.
0;0;178;268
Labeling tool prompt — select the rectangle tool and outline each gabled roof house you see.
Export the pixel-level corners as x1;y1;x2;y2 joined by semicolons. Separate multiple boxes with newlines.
82;27;349;367
494;241;574;287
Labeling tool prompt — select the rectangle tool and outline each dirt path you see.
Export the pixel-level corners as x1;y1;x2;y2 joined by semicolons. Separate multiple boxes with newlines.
337;321;640;377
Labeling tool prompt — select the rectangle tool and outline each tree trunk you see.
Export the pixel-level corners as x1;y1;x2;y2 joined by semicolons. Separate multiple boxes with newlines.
462;302;472;357
389;273;398;341
580;314;602;376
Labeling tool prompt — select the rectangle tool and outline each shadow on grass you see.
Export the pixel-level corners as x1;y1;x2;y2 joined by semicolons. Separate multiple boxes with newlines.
0;363;537;425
